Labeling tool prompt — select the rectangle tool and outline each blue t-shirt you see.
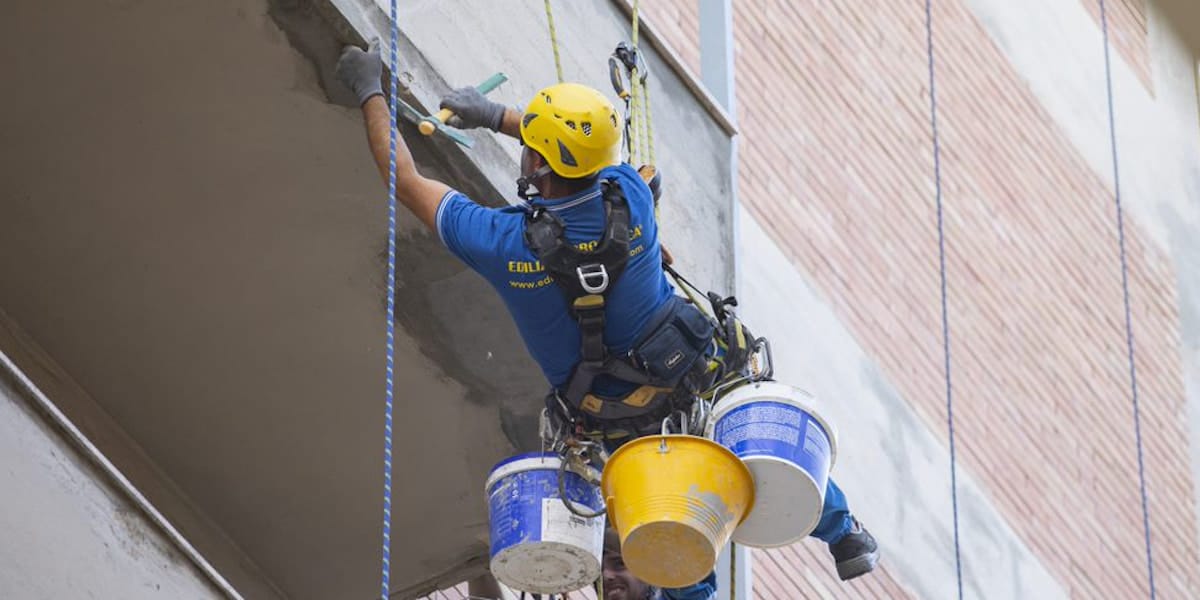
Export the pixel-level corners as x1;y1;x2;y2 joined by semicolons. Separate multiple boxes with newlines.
436;163;675;396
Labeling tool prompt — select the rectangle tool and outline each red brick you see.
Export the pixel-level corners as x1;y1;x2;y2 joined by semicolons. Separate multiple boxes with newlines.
643;0;1195;597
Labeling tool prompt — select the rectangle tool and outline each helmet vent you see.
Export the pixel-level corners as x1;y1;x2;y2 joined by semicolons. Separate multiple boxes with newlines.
610;114;618;128
558;140;579;167
565;120;577;130
581;122;593;136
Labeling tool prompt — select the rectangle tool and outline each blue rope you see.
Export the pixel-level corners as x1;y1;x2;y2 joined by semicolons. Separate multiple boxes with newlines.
1098;1;1155;596
922;2;963;598
381;1;399;599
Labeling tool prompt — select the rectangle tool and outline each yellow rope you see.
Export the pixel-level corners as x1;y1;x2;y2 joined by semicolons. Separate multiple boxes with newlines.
544;0;564;83
629;75;642;165
630;0;641;48
626;0;654;166
640;72;655;165
630;0;643;163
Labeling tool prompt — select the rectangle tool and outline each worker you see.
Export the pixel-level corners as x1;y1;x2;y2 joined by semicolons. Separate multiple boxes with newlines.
334;41;878;582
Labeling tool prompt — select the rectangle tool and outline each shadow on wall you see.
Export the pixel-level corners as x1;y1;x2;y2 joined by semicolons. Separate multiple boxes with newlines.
269;0;550;452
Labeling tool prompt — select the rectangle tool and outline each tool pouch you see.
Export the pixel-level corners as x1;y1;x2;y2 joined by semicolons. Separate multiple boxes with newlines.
632;295;716;390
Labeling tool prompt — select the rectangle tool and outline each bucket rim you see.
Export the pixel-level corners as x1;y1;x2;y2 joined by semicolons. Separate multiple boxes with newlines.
603;433;746;464
601;434;756;525
485;452;560;491
485;452;602;495
707;381;838;465
730;454;823;548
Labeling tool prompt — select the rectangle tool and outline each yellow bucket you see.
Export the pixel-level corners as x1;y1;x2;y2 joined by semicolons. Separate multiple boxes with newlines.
601;435;755;588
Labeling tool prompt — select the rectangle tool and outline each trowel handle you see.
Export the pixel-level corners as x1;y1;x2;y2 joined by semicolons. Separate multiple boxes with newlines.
420;108;457;135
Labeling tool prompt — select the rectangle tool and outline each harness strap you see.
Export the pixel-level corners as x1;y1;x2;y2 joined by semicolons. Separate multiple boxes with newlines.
527;179;718;430
533;180;631;300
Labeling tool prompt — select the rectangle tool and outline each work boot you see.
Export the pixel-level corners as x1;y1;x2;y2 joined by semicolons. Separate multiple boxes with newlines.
829;518;879;581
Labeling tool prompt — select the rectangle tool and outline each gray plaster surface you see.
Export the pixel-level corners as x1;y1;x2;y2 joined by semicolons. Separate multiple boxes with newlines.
0;0;737;597
0;0;521;597
0;367;222;600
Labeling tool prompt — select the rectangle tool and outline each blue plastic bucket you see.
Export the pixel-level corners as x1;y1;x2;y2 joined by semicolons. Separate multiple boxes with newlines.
706;382;838;547
485;452;605;594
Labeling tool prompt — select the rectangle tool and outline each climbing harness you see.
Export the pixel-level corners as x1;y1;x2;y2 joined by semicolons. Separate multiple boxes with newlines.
922;3;962;599
1098;0;1155;595
526;180;718;439
381;0;400;598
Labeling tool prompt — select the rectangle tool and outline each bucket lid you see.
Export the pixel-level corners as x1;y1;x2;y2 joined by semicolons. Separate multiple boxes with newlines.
707;381;838;467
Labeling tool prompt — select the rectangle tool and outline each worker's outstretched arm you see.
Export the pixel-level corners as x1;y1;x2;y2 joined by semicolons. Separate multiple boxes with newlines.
337;42;449;232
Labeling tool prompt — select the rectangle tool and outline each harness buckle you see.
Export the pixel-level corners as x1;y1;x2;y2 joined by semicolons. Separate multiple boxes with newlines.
577;264;610;294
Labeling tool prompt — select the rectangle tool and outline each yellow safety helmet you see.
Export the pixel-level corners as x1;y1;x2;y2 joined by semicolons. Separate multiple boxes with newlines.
520;83;622;179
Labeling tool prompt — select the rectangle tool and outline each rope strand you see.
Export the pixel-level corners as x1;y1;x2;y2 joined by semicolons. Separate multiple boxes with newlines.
1099;0;1156;596
381;2;399;599
639;74;655;165
922;2;963;598
629;0;654;164
544;0;565;83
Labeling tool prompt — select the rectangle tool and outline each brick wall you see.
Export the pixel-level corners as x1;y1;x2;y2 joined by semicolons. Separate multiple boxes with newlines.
642;0;1197;598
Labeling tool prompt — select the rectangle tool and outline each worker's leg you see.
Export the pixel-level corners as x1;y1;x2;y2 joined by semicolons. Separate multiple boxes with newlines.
660;569;717;600
810;477;879;581
809;478;854;543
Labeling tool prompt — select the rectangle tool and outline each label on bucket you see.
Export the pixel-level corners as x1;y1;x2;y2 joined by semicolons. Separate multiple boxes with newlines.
541;499;604;555
713;400;832;491
803;419;831;458
716;403;804;446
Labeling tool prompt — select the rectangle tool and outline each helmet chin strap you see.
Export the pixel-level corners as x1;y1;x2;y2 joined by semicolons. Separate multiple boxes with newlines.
517;164;554;200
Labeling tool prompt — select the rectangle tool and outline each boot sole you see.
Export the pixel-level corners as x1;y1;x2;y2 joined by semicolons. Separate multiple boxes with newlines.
836;549;879;581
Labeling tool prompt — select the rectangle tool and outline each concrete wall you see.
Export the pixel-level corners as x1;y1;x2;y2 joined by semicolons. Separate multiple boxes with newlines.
644;0;1200;597
0;361;222;599
0;0;737;598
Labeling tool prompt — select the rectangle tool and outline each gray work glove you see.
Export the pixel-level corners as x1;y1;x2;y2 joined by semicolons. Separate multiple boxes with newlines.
336;39;385;106
440;86;506;131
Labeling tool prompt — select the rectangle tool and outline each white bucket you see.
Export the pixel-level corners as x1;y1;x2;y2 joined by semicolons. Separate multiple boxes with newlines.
705;381;838;547
485;453;605;594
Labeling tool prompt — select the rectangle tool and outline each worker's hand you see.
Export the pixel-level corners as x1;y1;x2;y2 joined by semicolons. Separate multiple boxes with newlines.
336;39;385;106
440;87;506;132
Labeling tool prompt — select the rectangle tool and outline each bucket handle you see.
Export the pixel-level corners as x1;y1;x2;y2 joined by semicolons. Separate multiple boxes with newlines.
557;452;607;519
660;411;688;436
659;411;689;452
751;336;774;381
